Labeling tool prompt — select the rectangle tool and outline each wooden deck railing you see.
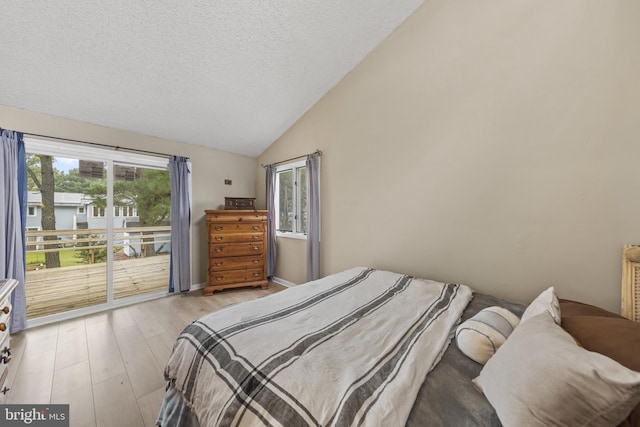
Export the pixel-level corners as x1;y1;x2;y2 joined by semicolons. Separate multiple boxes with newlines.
26;226;171;263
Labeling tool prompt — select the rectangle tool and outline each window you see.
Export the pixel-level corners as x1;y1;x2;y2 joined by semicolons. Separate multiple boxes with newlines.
275;161;307;238
92;206;105;217
26;226;41;251
124;206;136;217
28;206;37;216
114;206;136;217
77;206;85;214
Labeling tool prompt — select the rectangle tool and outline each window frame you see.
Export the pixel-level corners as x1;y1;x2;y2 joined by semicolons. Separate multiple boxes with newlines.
92;205;106;218
27;205;37;217
275;160;307;240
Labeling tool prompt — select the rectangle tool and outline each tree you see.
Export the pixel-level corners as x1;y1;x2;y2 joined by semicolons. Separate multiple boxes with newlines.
55;167;93;193
116;169;171;257
27;155;93;193
26;155;61;268
85;168;171;257
74;233;121;264
278;169;294;232
26;154;42;191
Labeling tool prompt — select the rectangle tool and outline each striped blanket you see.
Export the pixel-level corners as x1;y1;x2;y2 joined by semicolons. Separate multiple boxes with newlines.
164;267;472;427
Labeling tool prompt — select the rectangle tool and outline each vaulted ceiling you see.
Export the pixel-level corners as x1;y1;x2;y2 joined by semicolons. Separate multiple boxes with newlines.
0;1;423;156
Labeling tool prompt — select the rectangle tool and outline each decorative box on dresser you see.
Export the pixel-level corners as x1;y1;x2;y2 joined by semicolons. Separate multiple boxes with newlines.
0;278;18;402
205;210;269;295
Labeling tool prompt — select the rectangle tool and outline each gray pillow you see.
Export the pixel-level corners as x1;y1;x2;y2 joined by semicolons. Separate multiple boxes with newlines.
475;313;640;427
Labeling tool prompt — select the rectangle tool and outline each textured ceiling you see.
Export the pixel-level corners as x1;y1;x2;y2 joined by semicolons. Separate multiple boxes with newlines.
0;0;423;156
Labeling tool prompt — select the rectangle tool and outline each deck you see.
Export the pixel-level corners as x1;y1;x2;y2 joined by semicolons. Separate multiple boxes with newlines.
26;255;170;319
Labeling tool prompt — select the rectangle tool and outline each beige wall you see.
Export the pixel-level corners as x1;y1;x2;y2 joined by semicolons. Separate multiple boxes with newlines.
257;0;640;312
1;105;258;287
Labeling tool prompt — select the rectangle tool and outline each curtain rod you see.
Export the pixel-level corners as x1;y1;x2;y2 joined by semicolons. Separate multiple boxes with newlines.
261;149;322;168
23;132;188;160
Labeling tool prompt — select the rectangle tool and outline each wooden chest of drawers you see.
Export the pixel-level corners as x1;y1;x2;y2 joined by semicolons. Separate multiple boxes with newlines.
205;210;268;295
0;278;18;402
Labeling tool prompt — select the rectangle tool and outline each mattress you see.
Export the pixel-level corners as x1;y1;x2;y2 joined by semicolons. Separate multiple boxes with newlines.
156;278;523;427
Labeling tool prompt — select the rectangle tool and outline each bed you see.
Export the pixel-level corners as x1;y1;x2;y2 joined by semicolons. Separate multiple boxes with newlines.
157;267;640;427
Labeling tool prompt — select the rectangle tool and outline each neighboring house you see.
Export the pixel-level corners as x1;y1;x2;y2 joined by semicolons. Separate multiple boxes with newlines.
26;191;90;249
26;191;169;256
27;191;90;233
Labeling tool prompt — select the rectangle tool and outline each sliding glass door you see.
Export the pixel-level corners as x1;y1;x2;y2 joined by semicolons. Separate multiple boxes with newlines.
24;138;172;322
112;163;171;300
25;153;108;319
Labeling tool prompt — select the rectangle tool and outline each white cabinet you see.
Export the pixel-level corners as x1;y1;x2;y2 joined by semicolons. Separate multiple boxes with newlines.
0;279;18;402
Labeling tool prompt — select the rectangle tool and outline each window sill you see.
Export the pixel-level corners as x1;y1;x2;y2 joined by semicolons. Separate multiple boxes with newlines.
276;232;307;240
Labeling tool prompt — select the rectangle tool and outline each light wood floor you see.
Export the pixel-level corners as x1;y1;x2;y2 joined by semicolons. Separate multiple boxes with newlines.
6;283;285;427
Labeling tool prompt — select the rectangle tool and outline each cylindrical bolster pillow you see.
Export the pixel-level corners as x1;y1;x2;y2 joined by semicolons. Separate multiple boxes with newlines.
456;306;520;364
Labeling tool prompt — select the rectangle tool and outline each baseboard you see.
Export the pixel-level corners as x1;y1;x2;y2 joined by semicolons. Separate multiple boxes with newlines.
190;282;206;291
271;277;296;288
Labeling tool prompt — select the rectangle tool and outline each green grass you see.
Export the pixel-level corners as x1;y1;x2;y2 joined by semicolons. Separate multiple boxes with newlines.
26;249;88;268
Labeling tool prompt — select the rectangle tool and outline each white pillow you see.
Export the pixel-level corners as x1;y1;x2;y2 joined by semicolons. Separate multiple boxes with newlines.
474;313;640;427
520;286;561;324
455;306;520;364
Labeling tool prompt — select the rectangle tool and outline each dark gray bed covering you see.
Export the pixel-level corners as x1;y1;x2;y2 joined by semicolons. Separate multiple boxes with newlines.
157;292;524;427
406;293;524;427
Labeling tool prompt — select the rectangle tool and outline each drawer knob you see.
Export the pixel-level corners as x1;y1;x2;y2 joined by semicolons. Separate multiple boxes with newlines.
252;235;260;239
252;273;260;277
214;226;223;231
214;262;224;267
0;323;5;332
214;248;223;253
214;236;223;241
252;226;260;230
253;260;260;264
251;246;259;251
215;276;224;281
1;307;8;314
